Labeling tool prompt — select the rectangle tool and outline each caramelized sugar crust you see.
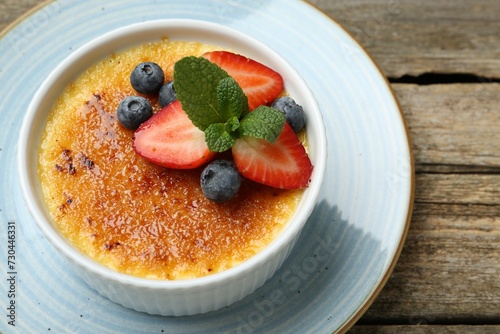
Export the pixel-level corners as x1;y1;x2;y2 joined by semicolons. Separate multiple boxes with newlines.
38;40;302;280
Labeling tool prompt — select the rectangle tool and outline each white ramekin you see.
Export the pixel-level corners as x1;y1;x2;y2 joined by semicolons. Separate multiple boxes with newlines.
17;19;326;316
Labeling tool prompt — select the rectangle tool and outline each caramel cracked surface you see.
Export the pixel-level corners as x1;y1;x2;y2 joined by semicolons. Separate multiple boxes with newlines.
38;39;302;280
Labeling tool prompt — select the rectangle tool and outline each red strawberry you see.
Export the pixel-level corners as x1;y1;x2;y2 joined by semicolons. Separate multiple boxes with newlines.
232;123;313;189
202;51;284;111
133;100;216;169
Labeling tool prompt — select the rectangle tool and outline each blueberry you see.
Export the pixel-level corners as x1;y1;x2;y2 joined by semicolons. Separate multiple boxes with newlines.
158;81;176;107
117;96;153;130
200;160;241;203
130;62;165;95
271;96;306;133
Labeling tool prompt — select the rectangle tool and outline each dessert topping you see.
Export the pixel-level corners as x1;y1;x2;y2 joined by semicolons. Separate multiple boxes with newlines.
272;96;306;133
158;80;176;108
133;100;216;169
232;122;313;189
202;51;284;111
129;51;313;198
117;96;153;130
173;55;285;153
200;159;242;203
130;61;165;95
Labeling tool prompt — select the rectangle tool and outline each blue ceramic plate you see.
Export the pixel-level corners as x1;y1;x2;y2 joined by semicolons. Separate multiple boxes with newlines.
0;1;414;333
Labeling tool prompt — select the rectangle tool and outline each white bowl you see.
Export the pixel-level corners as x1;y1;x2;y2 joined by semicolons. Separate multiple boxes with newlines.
17;19;326;316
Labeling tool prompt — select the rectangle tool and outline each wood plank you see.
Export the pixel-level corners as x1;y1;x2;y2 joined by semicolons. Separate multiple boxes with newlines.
308;0;500;78
415;174;500;205
349;325;500;334
416;164;500;174
357;174;500;323
393;83;500;167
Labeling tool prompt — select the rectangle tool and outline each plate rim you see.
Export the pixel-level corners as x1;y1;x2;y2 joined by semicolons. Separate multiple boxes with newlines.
300;2;415;331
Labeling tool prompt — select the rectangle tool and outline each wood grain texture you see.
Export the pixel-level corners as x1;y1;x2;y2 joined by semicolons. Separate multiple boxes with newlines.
1;1;499;334
415;174;500;205
394;83;500;167
308;0;500;78
361;199;499;323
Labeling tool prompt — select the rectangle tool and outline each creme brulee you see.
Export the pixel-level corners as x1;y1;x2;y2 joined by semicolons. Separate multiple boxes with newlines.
38;39;303;280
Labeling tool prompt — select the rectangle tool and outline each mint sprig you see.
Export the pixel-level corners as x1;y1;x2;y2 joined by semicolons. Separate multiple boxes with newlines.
173;56;285;152
217;77;249;121
239;106;286;143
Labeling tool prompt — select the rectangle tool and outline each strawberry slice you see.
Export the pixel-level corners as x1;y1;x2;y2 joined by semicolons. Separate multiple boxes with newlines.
232;123;313;189
202;51;284;111
133;100;216;169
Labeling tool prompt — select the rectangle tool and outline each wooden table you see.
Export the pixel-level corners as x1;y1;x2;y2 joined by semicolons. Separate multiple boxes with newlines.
2;1;499;333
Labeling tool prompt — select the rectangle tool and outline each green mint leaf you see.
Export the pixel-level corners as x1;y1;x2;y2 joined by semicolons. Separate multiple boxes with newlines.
173;56;286;152
225;116;240;133
205;123;237;152
173;56;230;130
239;106;286;143
217;77;249;121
